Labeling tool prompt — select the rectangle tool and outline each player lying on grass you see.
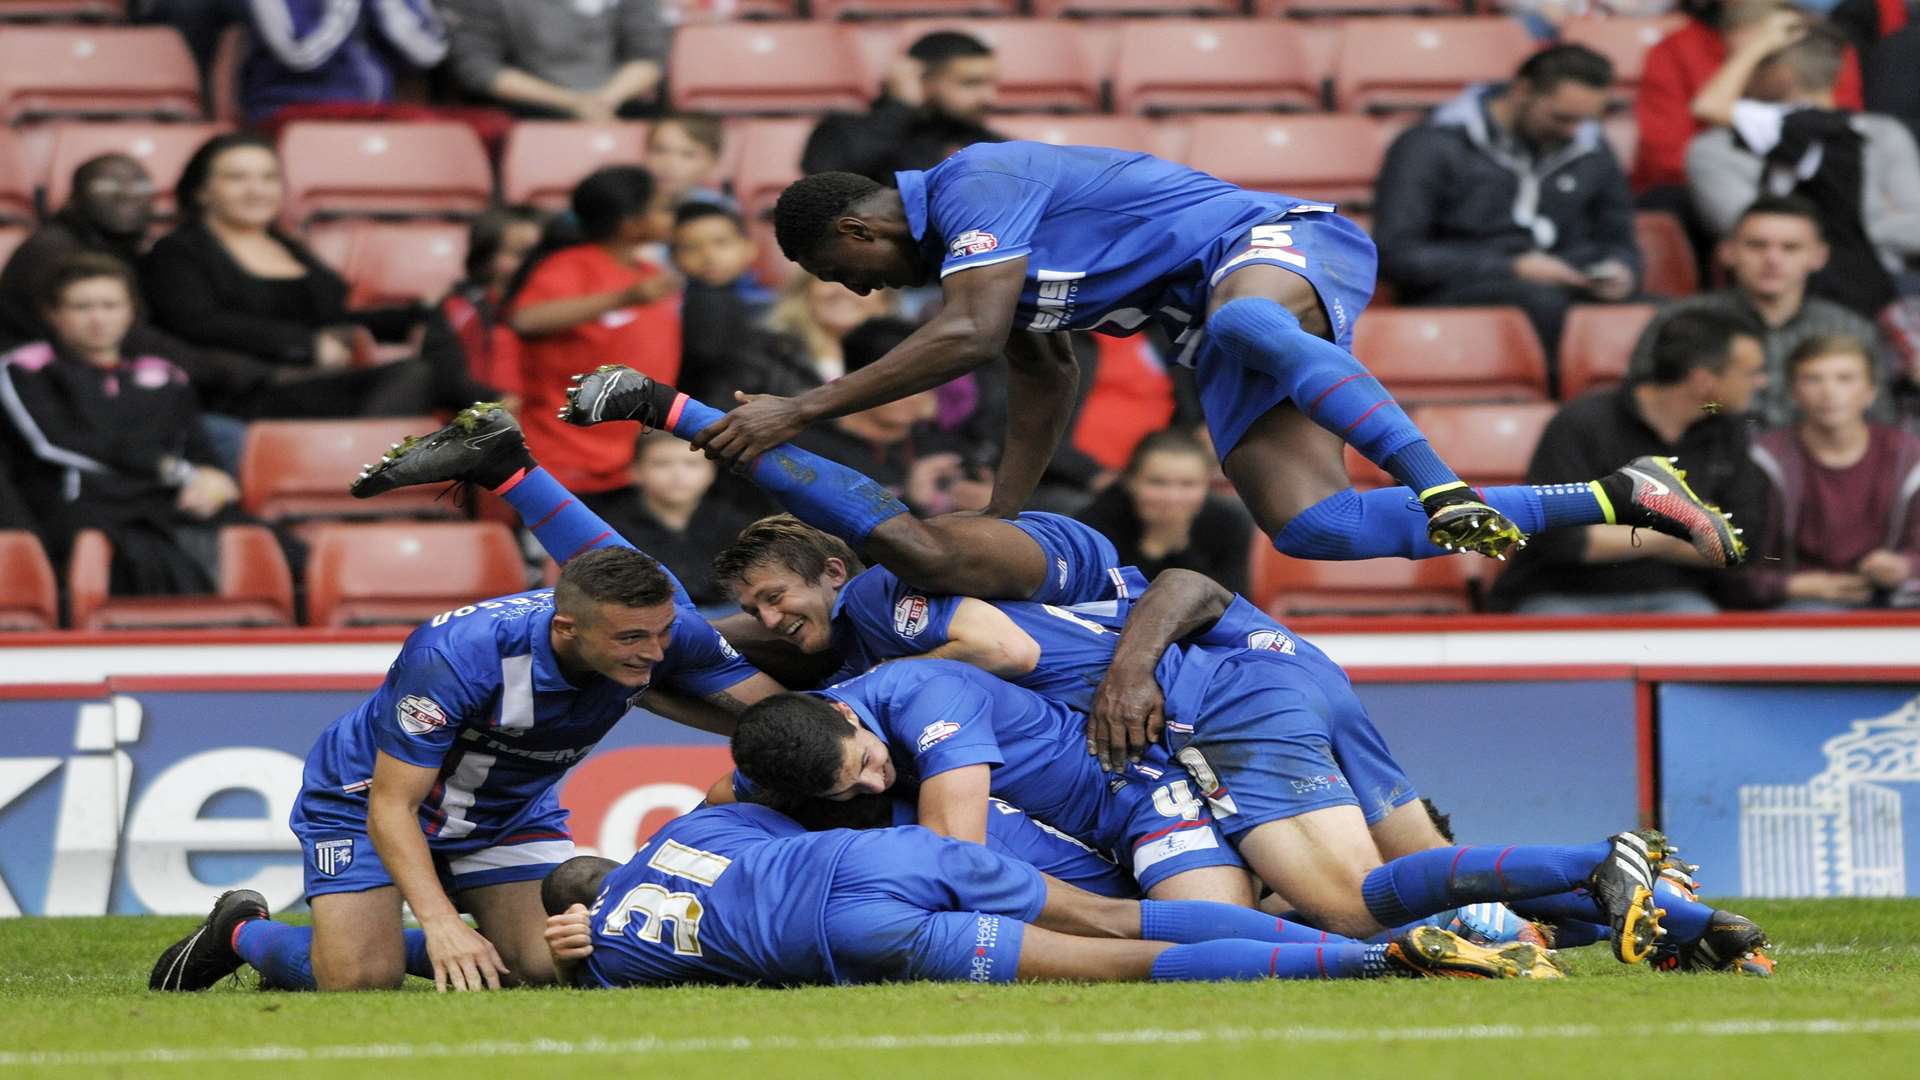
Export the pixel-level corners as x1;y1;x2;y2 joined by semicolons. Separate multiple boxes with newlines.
567;142;1746;569
150;543;783;994
538;801;1563;987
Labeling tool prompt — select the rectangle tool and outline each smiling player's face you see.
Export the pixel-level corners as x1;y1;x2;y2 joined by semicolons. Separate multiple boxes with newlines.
554;600;678;688
821;709;897;801
736;562;846;655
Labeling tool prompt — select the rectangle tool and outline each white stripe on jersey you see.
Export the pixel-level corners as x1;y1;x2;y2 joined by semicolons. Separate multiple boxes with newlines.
499;652;535;730
446;839;577;877
436;752;496;840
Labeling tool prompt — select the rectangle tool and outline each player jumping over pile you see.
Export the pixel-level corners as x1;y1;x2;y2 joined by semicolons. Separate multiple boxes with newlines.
563;140;1745;566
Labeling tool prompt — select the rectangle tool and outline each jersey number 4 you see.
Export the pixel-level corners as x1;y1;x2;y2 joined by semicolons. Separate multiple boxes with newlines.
598;839;733;957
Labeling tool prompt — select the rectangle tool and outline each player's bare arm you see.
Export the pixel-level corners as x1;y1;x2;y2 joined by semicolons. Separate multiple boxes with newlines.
984;330;1079;518
1088;570;1234;770
366;751;509;992
690;257;1028;466
919;598;1041;677
915;763;993;844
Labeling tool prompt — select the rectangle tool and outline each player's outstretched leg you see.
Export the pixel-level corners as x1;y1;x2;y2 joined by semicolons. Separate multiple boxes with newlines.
1014;925;1560;982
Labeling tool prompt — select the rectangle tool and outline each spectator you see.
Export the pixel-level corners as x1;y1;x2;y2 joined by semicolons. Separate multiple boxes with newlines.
446;0;667;120
1686;22;1919;316
1074;428;1253;596
671;202;774;404
0;254;245;595
140;133;476;418
1630;195;1891;425
646;114;731;215
1750;334;1920;607
1493;309;1771;613
439;204;544;408
1830;0;1920;142
236;1;450;126
507;165;679;534
801;31;1004;184
757;272;897;392
1374;44;1639;365
621;429;752;610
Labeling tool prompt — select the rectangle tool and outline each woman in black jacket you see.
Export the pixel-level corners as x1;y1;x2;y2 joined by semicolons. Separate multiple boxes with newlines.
1074;427;1253;596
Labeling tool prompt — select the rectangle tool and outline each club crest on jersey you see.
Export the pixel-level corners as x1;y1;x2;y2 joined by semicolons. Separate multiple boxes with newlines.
312;838;354;877
917;719;962;752
1247;629;1296;655
950;230;998;258
717;634;740;660
893;595;930;638
396;694;447;736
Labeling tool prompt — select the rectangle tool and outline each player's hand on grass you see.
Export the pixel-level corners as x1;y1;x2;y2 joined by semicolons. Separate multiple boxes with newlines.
422;912;509;992
545;904;595;965
691;391;807;468
1088;660;1166;771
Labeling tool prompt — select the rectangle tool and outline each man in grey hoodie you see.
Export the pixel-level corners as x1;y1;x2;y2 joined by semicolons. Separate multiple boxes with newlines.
1373;44;1642;378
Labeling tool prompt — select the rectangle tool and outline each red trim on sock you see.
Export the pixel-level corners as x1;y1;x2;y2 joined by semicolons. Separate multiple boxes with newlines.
490;467;529;495
1314;946;1326;979
1341;399;1393;435
528;498;574;532
231;917;261;953
1306;373;1367;417
1492;845;1516;892
665;393;688;432
563;531;613;562
1446;845;1469;889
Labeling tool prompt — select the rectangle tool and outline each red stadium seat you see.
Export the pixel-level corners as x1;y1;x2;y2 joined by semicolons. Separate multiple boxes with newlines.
0;530;58;631
0;1;125;19
309;221;469;307
1333;17;1536;116
816;0;1017;17
670;23;870;114
1112;20;1321;114
1351;307;1549;403
0;26;201;123
1560;15;1686;105
1406;402;1558;488
0;129;34;223
1560;303;1656;400
1251;542;1475;617
240;418;460;524
1033;0;1241;16
886;19;1104;113
278;121;492;224
66;526;295;631
1257;0;1464;15
1181;114;1390;206
995;115;1182;158
305;522;526;627
42;121;229;217
501;122;651;210
730;117;815;221
1636;210;1698;297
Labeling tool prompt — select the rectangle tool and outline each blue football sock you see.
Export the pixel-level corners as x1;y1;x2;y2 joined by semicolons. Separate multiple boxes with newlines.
1149;939;1390;981
1548;921;1611;948
494;466;632;564
662;393;908;543
1508;890;1607;926
1207;298;1433;476
1139;899;1358;945
1271;483;1578;561
233;919;316;991
403;928;431;980
1531;481;1615;529
1360;842;1612;929
1653;879;1714;945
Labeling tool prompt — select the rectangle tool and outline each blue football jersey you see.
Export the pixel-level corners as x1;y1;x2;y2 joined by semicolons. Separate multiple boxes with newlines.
300;589;759;852
900;141;1307;344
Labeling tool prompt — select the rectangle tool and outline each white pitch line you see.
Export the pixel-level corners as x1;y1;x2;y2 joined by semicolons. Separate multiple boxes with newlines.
6;1016;1920;1069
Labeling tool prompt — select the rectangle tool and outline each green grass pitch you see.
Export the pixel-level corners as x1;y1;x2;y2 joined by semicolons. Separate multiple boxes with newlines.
5;900;1920;1079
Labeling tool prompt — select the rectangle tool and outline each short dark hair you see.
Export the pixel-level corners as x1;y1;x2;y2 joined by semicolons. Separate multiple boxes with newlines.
175;131;279;223
906;31;993;73
841;316;917;375
712;514;864;596
70;152;146;203
1786;333;1875;377
651;113;725;158
1646;309;1763;385
35;251;138;314
731;693;858;800
673;200;746;234
1735;193;1825;239
1516;43;1615;91
542;855;618;916
464;204;544;282
1771;24;1847;93
773;172;883;263
571;165;656;242
554;545;677;620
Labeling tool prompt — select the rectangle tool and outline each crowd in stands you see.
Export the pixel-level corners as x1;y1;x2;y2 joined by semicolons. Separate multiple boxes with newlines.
0;0;1916;631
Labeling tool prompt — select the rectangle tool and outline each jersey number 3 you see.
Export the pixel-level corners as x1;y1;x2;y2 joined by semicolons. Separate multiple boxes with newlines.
599;839;733;957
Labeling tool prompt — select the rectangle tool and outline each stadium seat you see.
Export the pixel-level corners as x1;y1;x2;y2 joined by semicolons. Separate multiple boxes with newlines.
309;221;470;308
0;128;34;223
670;23;871;114
1602;113;1636;165
886;19;1105;113
995;115;1181;158
730;117;816;221
278;121;492;224
1559;302;1656;400
1180;114;1390;207
501;122;651;210
1250;542;1475;617
240;418;460;524
0;1;125;19
1636;210;1698;297
1332;17;1536;115
1033;0;1242;16
41;121;229;217
66;526;295;631
816;0;1017;17
1560;15;1686;105
1351;307;1549;403
0;530;58;631
1406;402;1558;488
1111;20;1321;114
1257;0;1464;15
0;26;202;124
305;521;526;627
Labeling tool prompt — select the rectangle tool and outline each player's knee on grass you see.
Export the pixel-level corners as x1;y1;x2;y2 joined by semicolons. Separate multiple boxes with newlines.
312;948;406;991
